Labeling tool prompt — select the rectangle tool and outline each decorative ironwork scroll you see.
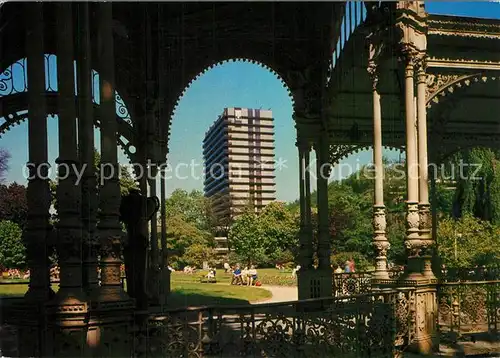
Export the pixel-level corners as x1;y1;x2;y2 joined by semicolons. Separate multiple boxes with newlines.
0;55;133;126
133;290;413;358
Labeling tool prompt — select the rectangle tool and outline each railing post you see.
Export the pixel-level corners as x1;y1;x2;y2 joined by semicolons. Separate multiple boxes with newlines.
490;283;498;335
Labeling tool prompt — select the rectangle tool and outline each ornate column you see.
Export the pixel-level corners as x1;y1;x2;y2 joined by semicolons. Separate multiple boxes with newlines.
23;2;53;302
416;58;435;279
147;166;160;304
96;3;129;302
77;2;99;296
297;140;314;269
314;131;333;297
395;3;437;354
429;163;441;279
368;61;390;280
53;3;85;305
401;47;422;280
159;167;170;301
296;133;315;300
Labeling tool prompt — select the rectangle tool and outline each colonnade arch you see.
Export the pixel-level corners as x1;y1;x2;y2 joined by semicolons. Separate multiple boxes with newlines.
0;54;138;162
165;58;298;271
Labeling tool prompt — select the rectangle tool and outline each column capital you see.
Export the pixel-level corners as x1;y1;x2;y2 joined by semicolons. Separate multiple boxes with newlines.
415;55;427;83
399;44;420;71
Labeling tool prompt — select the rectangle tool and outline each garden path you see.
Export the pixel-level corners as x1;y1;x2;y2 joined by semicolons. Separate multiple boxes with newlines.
254;285;297;304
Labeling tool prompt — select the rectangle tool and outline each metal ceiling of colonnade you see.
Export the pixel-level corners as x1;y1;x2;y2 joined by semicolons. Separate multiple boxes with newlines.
326;3;500;154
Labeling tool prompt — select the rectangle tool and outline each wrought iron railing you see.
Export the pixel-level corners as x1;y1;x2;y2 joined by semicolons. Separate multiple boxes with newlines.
332;272;372;297
440;266;500;282
134;289;414;357
438;280;500;342
332;266;500;296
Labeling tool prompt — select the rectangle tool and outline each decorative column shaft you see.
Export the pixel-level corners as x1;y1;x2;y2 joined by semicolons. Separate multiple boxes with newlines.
368;62;390;280
314;131;333;298
430;164;441;279
54;3;85;303
304;145;313;253
147;166;160;304
315;133;331;271
148;167;159;268
24;2;53;302
402;50;421;279
297;141;314;269
77;2;99;295
159;169;170;299
96;3;128;301
296;137;317;300
417;60;435;279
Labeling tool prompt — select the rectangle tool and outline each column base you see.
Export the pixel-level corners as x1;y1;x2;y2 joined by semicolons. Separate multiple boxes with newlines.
396;279;439;355
5;295;135;357
372;269;390;280
297;267;332;299
298;268;319;300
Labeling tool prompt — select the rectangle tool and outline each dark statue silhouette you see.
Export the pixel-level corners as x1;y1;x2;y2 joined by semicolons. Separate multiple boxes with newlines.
119;189;160;310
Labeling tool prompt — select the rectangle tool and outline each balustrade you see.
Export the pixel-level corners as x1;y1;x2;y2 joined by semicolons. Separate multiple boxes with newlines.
134;289;413;357
438;280;500;342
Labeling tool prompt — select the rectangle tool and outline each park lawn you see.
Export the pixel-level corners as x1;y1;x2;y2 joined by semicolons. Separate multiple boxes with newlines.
0;281;272;308
0;268;289;305
168;282;272;308
172;268;297;286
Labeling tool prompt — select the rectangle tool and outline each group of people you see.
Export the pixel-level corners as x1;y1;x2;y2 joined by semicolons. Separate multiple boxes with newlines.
333;258;356;273
230;265;259;286
2;268;30;279
183;266;197;274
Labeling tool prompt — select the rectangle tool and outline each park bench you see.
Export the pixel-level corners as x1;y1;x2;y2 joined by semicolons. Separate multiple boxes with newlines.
199;275;217;283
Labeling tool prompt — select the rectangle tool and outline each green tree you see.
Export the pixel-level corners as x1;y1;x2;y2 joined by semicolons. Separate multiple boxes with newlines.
182;243;216;268
167;214;211;255
0;220;26;269
165;189;212;231
119;165;139;195
228;203;299;266
228;209;268;266
453;147;500;224
326;181;372;259
259;202;299;260
438;214;500;268
0;183;28;228
0;148;10;183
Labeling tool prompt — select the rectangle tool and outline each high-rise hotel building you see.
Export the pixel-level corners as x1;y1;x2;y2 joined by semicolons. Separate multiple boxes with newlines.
203;107;276;221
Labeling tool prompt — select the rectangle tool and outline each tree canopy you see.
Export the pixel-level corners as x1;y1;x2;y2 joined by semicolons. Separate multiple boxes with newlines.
0;220;26;269
0;148;10;184
0;183;28;228
228;202;298;266
452;147;500;225
164;189;215;269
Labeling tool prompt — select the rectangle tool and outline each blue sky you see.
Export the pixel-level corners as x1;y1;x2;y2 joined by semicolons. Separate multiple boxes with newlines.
1;2;499;202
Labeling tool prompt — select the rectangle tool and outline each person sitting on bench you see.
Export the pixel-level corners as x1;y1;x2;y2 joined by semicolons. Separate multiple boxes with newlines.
247;265;258;286
207;267;216;281
231;265;243;285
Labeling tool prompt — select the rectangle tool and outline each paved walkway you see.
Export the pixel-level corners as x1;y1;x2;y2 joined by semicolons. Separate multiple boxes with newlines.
254;285;297;304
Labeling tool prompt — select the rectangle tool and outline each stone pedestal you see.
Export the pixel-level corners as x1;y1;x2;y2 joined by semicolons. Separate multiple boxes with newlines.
405;280;438;354
316;268;333;298
298;269;320;300
9;297;136;357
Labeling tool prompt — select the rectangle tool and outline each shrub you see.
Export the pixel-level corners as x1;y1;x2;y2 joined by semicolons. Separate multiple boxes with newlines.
0;220;26;269
182;243;216;268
